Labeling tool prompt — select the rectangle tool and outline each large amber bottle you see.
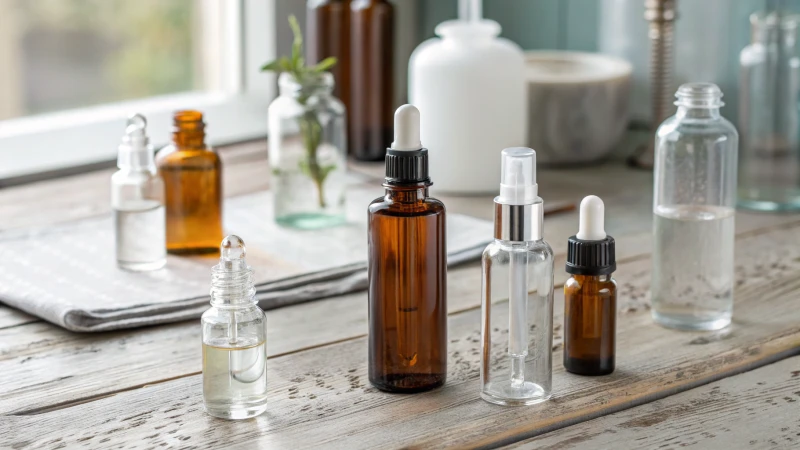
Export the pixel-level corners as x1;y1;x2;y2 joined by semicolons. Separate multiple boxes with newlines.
368;105;447;393
306;0;350;114
350;0;394;161
155;110;223;255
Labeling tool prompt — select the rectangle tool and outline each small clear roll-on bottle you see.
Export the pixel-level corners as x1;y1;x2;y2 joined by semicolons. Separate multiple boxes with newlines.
111;114;166;271
481;148;555;406
202;236;268;420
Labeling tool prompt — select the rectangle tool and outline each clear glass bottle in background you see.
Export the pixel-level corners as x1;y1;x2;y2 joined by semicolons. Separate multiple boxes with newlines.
350;0;394;161
652;83;738;331
111;114;166;271
306;0;350;121
738;12;800;211
155;110;223;255
481;147;554;406
202;236;268;420
268;72;347;229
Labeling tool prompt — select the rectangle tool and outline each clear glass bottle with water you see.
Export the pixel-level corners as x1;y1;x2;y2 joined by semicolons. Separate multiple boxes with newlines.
202;236;268;420
652;83;738;331
738;11;800;211
111;114;166;271
268;72;347;229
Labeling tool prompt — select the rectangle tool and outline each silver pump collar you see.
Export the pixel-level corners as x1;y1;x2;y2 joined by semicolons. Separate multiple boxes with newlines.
493;198;543;242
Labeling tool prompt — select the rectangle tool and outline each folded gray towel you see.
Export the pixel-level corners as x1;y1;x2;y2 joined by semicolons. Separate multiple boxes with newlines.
0;190;493;332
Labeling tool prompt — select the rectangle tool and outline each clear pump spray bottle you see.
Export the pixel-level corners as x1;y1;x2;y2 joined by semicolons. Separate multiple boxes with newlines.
111;114;166;271
481;147;554;406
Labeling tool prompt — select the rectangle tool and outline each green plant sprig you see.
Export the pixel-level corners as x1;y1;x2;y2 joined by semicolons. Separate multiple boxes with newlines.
260;15;337;209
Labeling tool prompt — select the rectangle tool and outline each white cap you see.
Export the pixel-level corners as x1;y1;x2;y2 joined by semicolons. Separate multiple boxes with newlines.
576;195;606;240
497;147;538;205
391;104;422;151
117;113;153;170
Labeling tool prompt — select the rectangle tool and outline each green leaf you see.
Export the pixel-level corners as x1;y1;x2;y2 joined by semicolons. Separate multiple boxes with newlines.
312;56;337;72
260;60;282;72
278;56;292;71
289;15;303;69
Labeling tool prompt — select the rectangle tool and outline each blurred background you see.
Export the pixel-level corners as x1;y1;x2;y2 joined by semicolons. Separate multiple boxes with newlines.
0;0;798;185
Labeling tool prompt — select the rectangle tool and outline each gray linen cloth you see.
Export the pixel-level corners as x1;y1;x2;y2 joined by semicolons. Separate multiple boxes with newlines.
0;190;493;332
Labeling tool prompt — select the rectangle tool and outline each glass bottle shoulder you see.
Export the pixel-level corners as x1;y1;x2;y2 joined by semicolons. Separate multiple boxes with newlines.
155;144;220;168
482;239;554;262
368;194;445;216
656;114;738;142
201;304;265;326
564;275;617;295
111;167;161;188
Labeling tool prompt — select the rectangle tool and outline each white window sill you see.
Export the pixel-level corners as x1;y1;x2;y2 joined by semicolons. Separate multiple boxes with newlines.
0;91;272;183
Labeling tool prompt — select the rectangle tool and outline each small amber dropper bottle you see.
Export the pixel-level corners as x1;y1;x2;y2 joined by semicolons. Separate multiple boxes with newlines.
564;195;617;375
155;110;223;255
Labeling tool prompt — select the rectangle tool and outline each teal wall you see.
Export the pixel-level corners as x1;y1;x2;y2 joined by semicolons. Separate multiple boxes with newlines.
416;0;800;124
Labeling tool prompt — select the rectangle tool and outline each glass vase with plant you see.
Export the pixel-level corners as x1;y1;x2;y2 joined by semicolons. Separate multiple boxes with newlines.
261;16;347;229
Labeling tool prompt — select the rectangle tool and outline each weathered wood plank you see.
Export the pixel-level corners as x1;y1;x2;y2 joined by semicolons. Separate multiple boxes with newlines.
509;356;800;450
2;221;799;449
0;305;37;329
3;212;794;417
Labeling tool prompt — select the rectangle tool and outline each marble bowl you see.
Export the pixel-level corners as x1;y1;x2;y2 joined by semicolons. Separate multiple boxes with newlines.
526;51;632;165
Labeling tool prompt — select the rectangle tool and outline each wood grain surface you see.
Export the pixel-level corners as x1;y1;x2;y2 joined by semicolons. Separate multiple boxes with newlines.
1;141;799;449
509;356;800;450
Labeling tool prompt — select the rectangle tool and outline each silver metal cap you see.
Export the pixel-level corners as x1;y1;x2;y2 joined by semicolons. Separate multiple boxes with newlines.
493;199;543;242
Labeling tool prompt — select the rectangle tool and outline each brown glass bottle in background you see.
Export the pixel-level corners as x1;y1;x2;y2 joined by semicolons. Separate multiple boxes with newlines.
350;0;394;161
155;110;223;255
368;105;446;393
564;195;616;376
306;0;350;113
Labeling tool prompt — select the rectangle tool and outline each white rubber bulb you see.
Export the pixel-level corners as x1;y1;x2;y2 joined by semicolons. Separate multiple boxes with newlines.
576;195;606;240
391;104;423;151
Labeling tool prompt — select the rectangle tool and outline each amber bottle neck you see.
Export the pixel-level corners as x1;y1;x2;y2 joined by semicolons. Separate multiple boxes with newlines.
172;110;207;150
384;183;429;203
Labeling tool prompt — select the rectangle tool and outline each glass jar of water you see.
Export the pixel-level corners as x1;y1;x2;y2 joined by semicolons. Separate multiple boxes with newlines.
268;72;347;229
651;83;738;331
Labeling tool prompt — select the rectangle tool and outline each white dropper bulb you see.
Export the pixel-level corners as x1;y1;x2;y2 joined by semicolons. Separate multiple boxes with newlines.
391;104;422;151
576;195;607;240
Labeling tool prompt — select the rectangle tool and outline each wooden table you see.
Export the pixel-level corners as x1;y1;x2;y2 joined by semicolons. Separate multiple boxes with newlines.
1;141;799;449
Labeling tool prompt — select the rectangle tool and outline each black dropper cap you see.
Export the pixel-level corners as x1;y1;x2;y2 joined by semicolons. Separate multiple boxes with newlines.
565;196;616;276
384;105;430;185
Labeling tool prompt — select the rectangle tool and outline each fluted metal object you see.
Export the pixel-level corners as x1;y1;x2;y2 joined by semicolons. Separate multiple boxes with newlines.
630;0;677;169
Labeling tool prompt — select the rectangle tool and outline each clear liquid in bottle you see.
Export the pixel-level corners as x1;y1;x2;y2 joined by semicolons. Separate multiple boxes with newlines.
113;200;166;271
651;205;734;330
202;337;268;420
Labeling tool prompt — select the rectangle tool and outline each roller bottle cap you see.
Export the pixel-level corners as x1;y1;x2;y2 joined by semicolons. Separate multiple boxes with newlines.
566;196;616;275
384;104;430;185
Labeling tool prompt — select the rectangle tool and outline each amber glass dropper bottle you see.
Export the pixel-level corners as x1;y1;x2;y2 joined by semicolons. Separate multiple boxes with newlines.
350;0;394;161
306;0;350;115
155;110;223;255
564;195;617;375
368;104;447;393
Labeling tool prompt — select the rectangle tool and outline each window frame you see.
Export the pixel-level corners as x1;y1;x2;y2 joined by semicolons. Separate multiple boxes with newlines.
0;0;276;184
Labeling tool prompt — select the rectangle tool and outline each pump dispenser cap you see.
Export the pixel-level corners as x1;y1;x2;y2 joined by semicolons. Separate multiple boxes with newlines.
498;147;538;205
566;196;616;275
117;113;154;170
385;104;430;184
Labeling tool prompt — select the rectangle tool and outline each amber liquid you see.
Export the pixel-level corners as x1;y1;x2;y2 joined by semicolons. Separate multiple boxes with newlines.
368;185;447;392
156;111;223;255
350;0;394;161
307;0;350;114
563;275;616;375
